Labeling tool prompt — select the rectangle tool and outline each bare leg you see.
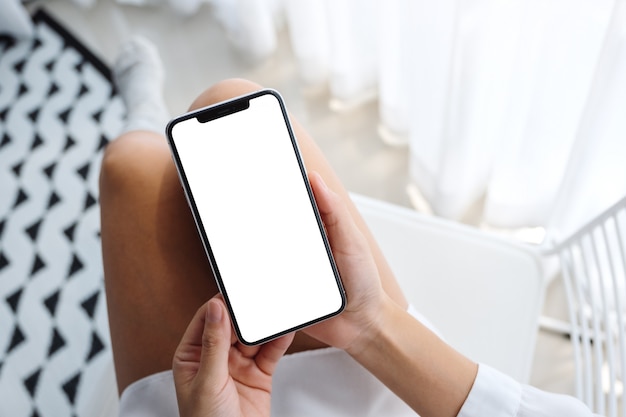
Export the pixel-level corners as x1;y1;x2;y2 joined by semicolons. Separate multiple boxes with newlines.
101;78;407;394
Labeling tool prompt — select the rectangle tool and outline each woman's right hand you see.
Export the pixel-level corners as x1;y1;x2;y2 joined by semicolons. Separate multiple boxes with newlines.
304;172;390;353
308;172;479;417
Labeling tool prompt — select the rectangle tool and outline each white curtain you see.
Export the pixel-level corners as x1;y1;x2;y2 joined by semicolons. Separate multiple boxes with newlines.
210;0;626;241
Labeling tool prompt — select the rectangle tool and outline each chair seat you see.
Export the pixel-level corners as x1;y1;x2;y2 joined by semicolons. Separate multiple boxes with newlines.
352;193;545;383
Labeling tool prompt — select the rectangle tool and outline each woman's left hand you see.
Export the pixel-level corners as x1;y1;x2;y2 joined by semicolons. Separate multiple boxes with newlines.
173;296;294;417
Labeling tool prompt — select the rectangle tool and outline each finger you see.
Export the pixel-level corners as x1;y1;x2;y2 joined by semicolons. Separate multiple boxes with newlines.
213;294;238;346
309;171;368;256
254;332;295;376
195;297;232;384
173;300;213;386
236;341;261;359
309;171;341;227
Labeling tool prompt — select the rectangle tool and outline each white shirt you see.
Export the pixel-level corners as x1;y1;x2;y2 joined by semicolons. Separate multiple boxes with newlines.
118;362;601;417
458;364;601;417
118;304;601;417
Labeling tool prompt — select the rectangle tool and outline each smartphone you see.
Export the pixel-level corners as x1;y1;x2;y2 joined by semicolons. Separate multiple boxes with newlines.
166;89;346;345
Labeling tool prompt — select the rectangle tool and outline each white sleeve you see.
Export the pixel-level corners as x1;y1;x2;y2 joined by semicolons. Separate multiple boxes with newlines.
457;364;602;417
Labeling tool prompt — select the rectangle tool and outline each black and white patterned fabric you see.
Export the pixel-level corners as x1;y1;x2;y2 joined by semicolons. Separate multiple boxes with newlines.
0;9;123;417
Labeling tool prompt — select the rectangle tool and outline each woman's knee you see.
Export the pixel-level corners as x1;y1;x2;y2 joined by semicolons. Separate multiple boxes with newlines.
99;131;170;203
100;78;265;196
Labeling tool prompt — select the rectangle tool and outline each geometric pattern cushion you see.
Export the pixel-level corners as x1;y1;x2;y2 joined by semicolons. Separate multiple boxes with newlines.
0;9;123;417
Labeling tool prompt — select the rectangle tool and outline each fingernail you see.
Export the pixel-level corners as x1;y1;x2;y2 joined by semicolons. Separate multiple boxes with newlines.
314;172;328;191
206;299;223;323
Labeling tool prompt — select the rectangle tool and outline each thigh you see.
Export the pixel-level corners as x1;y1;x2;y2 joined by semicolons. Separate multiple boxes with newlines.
101;128;215;393
101;78;407;394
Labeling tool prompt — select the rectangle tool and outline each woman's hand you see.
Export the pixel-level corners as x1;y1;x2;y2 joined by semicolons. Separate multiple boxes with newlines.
308;172;479;417
173;297;294;417
304;172;389;353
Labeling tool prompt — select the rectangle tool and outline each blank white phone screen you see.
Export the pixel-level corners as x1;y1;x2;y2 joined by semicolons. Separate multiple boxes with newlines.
170;92;344;344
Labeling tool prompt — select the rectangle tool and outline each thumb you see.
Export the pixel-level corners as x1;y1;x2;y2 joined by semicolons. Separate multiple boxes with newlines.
309;171;366;257
172;297;231;394
196;297;231;385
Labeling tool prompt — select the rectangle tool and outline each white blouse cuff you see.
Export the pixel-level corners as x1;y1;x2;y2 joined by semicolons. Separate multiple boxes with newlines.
457;363;521;417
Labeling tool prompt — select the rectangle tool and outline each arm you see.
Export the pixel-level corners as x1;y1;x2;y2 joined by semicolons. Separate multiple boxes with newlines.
347;296;477;417
306;171;477;417
347;302;601;417
306;172;601;417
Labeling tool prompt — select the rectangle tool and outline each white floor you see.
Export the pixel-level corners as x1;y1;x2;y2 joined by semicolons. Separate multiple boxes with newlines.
37;0;577;402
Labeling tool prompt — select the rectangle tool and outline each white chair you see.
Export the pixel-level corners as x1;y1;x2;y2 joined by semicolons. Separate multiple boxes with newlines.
91;193;547;416
353;193;545;383
544;195;626;417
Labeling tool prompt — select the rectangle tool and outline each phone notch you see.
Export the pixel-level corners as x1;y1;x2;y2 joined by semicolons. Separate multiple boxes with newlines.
196;99;250;123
